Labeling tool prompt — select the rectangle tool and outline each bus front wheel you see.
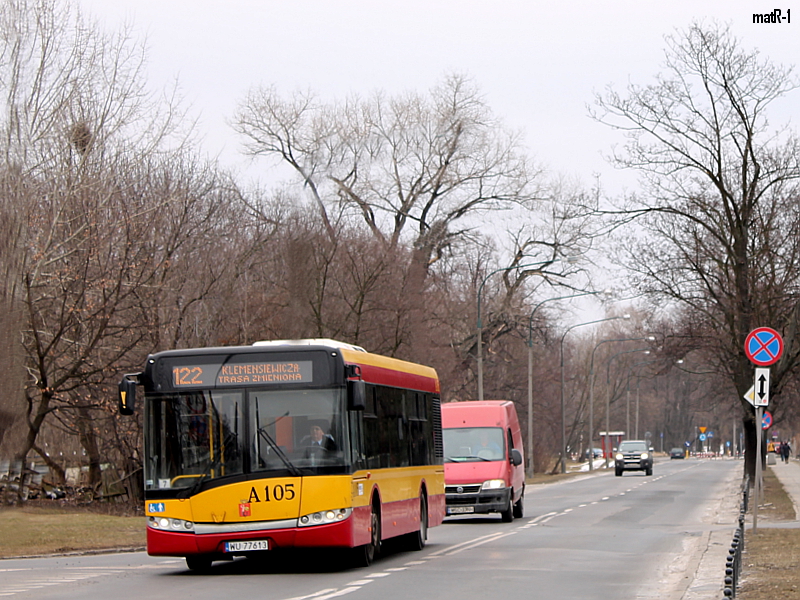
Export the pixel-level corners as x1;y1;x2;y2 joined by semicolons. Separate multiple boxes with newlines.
186;554;212;572
353;503;381;567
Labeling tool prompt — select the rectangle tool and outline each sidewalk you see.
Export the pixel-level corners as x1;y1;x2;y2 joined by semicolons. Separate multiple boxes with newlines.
660;457;800;600
766;456;800;518
681;458;744;600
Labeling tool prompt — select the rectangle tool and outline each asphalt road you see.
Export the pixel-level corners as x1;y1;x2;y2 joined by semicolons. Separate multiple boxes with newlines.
0;458;741;600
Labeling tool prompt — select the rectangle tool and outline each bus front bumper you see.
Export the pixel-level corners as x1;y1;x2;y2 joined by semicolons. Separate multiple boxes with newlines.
146;508;370;557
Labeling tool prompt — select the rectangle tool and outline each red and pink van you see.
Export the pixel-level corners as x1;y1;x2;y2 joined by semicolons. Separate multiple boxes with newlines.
441;400;525;522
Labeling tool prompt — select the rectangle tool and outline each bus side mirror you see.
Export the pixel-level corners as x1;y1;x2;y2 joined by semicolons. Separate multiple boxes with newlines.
348;379;366;411
510;448;523;466
119;377;137;416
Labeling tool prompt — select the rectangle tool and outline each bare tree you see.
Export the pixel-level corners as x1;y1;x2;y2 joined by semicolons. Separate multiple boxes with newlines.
593;22;800;478
0;171;26;456
0;0;247;500
232;74;541;279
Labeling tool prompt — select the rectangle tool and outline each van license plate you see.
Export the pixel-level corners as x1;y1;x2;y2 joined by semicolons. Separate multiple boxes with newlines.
447;507;474;515
224;540;269;552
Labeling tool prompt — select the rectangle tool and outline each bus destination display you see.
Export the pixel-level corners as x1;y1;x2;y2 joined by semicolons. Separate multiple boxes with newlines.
172;361;313;387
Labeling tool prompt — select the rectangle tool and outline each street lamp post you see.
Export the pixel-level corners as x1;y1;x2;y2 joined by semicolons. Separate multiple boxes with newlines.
587;336;654;470
560;315;629;474
526;291;602;478
629;359;658;439
477;261;551;401
603;346;652;467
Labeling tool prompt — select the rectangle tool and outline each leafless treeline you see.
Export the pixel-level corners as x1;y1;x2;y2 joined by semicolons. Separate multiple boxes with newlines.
2;3;800;501
0;1;601;501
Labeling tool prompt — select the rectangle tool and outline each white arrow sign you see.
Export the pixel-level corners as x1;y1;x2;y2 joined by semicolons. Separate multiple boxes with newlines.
754;367;770;407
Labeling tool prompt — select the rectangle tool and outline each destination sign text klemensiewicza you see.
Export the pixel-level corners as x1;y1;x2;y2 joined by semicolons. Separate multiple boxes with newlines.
172;361;313;387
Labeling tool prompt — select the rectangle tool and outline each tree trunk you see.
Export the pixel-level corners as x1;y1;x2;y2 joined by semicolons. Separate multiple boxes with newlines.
76;406;103;493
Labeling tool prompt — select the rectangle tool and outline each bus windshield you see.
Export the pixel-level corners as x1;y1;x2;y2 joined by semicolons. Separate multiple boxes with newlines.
443;427;505;462
144;390;246;491
252;388;349;471
144;388;350;492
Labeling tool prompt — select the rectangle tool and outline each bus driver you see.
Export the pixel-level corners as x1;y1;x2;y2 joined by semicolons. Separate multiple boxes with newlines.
302;423;336;452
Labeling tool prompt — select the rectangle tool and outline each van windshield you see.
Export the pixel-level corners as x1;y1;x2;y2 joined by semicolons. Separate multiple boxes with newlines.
443;427;505;462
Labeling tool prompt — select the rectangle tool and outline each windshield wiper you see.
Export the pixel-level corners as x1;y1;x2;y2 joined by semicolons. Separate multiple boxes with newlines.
177;427;240;498
257;426;303;477
446;455;492;462
178;455;221;499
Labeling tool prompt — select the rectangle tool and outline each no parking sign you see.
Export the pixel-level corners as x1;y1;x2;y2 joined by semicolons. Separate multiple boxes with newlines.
762;410;773;430
745;327;783;366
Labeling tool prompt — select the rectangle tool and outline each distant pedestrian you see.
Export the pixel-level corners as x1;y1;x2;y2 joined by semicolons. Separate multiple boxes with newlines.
781;441;791;463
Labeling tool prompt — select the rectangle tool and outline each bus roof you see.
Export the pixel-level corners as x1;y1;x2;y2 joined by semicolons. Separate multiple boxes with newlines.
252;338;367;352
142;340;439;394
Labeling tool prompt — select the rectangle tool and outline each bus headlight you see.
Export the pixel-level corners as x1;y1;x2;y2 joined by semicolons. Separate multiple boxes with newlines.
148;516;195;531
481;479;506;490
298;508;352;527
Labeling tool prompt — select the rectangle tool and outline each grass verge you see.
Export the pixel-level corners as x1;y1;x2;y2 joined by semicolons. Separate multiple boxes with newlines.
738;465;800;600
0;504;145;558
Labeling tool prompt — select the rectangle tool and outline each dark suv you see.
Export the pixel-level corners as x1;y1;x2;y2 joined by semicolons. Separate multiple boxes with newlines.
614;440;653;476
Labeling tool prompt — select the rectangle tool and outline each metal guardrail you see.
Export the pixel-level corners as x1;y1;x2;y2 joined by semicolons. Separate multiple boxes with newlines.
722;475;749;598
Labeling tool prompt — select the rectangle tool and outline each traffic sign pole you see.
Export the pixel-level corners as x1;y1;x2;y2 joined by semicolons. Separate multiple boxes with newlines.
744;326;782;534
754;405;763;532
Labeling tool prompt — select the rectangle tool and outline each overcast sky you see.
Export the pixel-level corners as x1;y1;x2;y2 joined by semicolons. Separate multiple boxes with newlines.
76;0;798;196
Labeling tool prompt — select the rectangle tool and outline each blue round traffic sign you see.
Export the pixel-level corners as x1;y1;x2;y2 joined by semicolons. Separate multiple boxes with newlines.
745;327;783;366
762;410;773;430
699;433;707;441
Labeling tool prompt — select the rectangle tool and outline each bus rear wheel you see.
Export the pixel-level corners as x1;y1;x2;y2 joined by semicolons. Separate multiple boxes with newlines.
403;493;428;551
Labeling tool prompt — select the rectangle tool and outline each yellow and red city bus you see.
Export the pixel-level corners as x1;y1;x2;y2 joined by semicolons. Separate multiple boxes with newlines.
118;339;444;570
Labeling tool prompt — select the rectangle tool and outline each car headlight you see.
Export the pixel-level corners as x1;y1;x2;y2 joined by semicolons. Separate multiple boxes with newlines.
148;516;194;531
615;453;623;461
481;479;506;490
298;508;352;527
641;453;649;459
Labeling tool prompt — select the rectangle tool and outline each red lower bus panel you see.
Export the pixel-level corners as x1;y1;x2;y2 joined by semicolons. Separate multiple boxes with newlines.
147;492;445;557
147;519;355;556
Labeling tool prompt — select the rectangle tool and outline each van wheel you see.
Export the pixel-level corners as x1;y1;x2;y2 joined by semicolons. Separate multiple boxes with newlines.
500;495;514;523
512;488;524;519
353;502;381;567
403;493;428;551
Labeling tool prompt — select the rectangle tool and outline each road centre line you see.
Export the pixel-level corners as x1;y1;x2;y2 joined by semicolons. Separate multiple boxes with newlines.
308;587;361;600
284;588;345;600
428;531;509;557
444;532;518;555
0;570;30;573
